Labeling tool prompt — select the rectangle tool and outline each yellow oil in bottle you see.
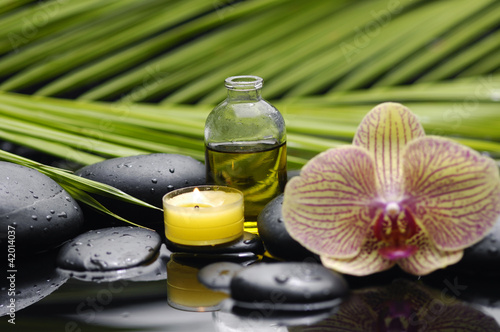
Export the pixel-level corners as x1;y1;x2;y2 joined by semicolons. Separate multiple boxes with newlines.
205;140;287;222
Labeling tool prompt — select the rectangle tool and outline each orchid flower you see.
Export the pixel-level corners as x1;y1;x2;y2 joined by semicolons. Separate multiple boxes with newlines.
282;102;500;276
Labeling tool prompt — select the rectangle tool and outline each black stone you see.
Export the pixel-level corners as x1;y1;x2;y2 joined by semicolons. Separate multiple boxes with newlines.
229;262;349;311
56;226;162;271
198;262;244;290
75;153;206;229
0;162;84;255
257;194;316;260
454;218;500;275
166;232;265;256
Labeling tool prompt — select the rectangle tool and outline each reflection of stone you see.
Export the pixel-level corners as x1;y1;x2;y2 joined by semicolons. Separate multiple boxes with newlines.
166;254;229;312
0;249;67;317
288;279;500;332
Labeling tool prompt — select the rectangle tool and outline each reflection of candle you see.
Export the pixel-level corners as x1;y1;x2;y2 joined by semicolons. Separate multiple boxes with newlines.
166;255;228;312
163;186;244;246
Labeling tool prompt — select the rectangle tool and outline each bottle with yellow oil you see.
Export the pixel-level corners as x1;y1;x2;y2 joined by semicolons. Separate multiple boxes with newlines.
204;76;287;227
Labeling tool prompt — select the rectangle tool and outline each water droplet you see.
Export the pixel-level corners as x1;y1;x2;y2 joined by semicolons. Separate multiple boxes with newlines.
46;215;52;221
277;218;283;223
169;168;175;173
167;185;174;190
33;195;38;199
58;212;68;218
275;274;289;284
50;210;55;214
151;178;158;184
145;246;154;252
31;215;37;220
94;254;100;257
150;188;155;193
65;196;71;202
243;239;255;244
87;243;93;247
29;225;34;230
106;251;112;255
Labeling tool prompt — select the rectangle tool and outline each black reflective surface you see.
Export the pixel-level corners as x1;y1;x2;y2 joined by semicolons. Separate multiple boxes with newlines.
1;244;500;332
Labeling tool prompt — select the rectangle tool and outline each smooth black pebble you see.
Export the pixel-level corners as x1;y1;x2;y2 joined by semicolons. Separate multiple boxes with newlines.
258;194;316;260
230;262;349;311
0;161;84;254
56;226;161;271
75;153;206;229
166;232;264;256
198;262;245;291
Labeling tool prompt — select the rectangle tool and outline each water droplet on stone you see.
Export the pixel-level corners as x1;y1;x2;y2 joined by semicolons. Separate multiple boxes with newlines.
33;195;38;199
169;168;175;173
50;210;55;214
167;185;174;190
277;218;283;223
31;215;37;220
46;215;52;221
151;178;157;184
150;188;155;193
29;225;34;230
58;212;68;218
65;196;71;202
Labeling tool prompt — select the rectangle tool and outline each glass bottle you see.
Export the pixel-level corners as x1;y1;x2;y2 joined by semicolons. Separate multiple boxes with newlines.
204;75;287;222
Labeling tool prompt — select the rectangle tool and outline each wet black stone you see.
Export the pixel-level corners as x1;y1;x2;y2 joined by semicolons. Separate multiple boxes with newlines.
198;262;244;290
166;232;265;256
454;218;500;275
0;162;84;255
257;194;316;260
56;226;161;272
229;262;349;311
75;153;206;229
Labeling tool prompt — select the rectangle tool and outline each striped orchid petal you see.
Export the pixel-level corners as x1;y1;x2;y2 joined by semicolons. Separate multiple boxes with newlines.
283;146;379;258
403;136;500;251
398;227;464;275
321;234;395;276
353;102;425;199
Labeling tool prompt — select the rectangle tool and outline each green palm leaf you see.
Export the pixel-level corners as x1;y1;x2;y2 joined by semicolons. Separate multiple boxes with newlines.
0;0;498;224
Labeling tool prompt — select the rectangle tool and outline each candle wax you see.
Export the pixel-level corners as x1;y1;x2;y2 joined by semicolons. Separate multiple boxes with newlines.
164;189;244;246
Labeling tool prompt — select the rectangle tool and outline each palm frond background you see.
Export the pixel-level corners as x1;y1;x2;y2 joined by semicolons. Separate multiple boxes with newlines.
0;0;499;219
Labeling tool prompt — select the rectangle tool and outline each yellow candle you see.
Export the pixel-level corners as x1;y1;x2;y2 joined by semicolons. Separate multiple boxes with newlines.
163;185;244;246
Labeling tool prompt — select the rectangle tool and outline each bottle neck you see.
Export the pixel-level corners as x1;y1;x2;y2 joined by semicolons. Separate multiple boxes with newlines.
227;88;262;101
224;75;263;101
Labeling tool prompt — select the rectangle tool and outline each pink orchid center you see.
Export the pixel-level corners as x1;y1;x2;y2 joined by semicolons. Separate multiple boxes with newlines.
374;203;418;260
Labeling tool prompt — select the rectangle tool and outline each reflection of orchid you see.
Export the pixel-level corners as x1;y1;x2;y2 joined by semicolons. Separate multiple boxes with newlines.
288;279;500;332
283;103;500;276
